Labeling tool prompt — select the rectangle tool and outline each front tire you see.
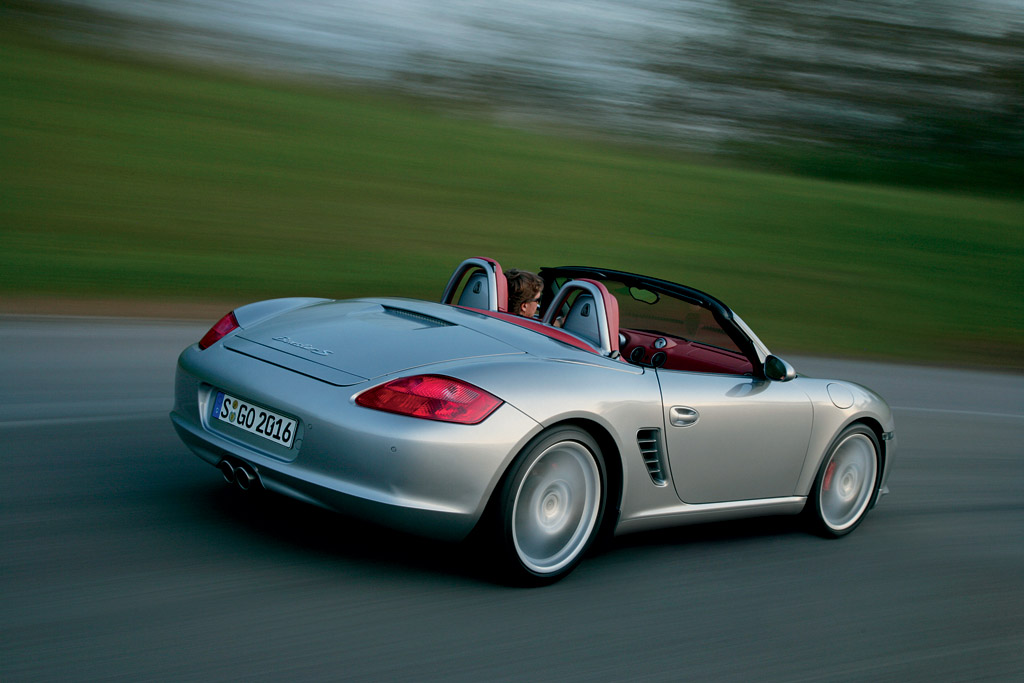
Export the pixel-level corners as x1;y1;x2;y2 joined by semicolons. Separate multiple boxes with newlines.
807;424;880;537
497;427;606;585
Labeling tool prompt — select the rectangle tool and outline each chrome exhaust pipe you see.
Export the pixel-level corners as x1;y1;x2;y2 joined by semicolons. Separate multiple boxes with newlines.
234;463;256;491
217;459;236;484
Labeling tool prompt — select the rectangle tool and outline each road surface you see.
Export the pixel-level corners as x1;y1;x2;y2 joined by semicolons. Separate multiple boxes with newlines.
1;316;1021;681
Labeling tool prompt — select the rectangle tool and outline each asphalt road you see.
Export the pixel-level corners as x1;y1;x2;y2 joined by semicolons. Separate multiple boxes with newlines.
2;316;1022;681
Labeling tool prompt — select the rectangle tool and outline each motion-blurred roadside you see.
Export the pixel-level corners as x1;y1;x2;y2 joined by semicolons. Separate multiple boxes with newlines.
2;1;1021;371
15;0;1024;193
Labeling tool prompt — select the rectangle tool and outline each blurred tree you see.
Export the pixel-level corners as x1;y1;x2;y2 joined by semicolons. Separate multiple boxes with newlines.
646;0;1024;192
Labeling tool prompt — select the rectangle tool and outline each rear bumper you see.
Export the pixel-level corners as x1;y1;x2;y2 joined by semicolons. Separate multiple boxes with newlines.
171;345;540;541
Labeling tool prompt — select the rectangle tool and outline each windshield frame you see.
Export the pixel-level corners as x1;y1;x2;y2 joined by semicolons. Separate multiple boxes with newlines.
538;266;765;378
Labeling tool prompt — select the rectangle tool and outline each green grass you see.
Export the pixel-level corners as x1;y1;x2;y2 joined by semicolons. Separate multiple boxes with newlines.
1;26;1022;368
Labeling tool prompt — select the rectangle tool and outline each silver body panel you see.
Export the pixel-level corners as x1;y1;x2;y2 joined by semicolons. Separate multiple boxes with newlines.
656;370;813;503
171;295;897;542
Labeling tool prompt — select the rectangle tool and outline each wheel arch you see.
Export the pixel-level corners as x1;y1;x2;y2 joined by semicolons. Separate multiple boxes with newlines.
469;416;624;545
848;416;888;506
545;417;624;539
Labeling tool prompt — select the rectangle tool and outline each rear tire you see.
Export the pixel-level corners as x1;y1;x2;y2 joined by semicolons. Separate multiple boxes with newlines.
807;424;880;537
496;427;606;585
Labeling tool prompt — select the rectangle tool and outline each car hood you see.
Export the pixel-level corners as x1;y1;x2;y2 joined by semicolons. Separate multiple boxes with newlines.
226;299;523;386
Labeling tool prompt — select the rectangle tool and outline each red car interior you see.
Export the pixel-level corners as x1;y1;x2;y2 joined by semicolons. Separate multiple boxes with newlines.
448;258;754;376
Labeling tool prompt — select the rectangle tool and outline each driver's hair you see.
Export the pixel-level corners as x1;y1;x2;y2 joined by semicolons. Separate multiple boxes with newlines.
506;269;543;315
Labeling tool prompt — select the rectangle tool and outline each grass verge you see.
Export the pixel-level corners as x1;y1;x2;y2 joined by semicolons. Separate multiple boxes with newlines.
1;21;1021;369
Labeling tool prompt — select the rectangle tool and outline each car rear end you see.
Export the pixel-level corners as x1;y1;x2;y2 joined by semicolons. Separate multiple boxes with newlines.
170;298;541;540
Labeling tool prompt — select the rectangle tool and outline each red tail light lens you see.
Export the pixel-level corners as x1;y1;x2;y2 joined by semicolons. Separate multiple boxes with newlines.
198;312;239;350
356;375;503;424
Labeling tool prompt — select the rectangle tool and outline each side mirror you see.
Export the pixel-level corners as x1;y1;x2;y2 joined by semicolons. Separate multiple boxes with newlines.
764;355;796;382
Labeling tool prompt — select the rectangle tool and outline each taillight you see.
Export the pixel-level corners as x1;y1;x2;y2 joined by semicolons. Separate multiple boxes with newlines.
198;311;239;350
355;375;502;424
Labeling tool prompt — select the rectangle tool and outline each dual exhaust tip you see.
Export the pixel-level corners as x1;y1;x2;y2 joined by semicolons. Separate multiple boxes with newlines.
217;459;260;491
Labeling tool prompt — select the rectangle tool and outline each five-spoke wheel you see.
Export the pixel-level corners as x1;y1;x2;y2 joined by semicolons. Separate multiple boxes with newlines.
498;427;606;584
808;424;880;536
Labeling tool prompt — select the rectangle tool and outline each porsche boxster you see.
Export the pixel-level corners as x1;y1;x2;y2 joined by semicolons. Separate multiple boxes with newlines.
171;257;896;583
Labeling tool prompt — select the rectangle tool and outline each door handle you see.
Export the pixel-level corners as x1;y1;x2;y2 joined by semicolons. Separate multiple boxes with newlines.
670;406;700;427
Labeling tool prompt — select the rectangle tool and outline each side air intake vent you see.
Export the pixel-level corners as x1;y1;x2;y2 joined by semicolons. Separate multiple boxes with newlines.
637;428;667;486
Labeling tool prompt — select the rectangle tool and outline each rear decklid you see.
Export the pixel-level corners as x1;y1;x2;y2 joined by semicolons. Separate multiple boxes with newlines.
226;299;523;385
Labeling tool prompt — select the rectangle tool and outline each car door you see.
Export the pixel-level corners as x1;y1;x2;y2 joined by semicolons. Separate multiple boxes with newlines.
656;369;813;504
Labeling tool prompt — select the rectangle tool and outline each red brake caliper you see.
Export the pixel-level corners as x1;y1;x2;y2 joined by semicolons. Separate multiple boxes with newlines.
823;461;837;491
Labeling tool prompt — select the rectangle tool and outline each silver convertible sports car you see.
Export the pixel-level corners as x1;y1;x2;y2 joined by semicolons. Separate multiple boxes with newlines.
171;257;896;584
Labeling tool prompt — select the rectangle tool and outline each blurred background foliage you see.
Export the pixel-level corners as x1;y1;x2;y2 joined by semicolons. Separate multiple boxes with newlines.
1;1;1021;368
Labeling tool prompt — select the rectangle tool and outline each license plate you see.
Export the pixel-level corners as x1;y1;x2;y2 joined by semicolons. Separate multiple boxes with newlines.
212;392;297;449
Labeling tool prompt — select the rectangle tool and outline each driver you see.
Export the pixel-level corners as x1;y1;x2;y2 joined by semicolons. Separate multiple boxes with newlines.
506;269;544;318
